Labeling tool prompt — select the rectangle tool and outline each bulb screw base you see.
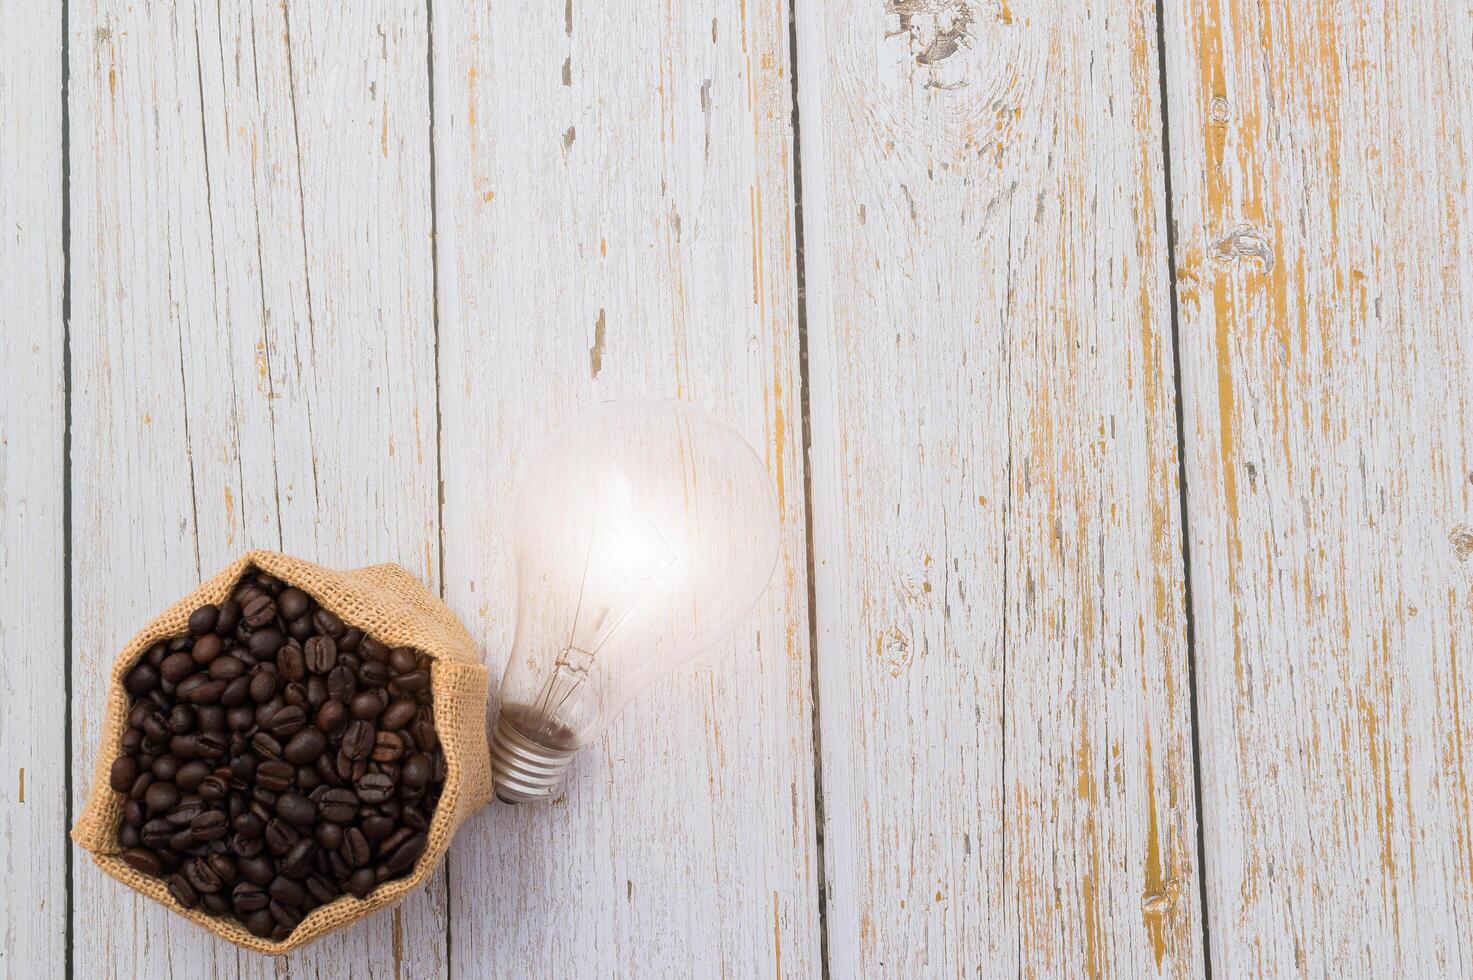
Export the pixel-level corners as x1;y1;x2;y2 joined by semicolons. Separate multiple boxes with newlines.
489;712;578;804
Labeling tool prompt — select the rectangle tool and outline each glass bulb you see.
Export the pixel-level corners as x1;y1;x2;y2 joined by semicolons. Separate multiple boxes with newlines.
489;398;780;803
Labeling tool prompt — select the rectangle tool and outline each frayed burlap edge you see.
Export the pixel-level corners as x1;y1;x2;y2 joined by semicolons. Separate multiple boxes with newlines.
71;550;492;954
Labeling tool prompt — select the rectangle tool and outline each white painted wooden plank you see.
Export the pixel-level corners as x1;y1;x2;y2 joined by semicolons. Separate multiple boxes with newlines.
433;0;821;975
1162;0;1473;974
0;1;66;975
69;1;444;975
797;1;1206;975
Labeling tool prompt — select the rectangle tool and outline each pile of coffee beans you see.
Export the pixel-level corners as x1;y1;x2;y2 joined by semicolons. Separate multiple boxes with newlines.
109;569;445;941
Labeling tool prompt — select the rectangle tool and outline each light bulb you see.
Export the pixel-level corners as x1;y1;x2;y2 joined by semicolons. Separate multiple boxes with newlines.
489;398;781;803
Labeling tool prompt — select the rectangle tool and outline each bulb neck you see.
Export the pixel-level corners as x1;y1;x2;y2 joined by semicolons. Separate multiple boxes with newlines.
490;711;579;804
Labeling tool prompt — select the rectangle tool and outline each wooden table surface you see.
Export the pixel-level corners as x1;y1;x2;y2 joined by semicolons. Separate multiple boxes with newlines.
3;0;1470;976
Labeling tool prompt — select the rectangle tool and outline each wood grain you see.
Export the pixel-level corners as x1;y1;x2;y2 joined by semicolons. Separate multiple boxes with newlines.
432;0;821;975
795;1;1206;975
1162;0;1473;974
0;0;66;974
68;1;444;974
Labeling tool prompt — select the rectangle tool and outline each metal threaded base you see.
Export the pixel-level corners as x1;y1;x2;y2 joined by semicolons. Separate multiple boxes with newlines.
490;712;578;804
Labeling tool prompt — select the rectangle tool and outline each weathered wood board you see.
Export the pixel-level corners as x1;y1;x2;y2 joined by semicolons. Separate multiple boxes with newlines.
432;0;822;975
796;1;1207;975
68;1;444;975
1162;0;1473;975
0;1;67;976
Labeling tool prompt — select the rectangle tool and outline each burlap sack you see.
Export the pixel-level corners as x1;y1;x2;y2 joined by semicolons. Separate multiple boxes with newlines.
71;549;493;954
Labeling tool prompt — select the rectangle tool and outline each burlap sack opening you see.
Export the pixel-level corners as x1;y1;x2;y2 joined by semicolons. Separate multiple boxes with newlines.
71;550;493;954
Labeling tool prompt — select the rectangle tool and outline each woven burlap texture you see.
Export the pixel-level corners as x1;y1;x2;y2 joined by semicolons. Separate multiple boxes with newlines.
71;550;493;954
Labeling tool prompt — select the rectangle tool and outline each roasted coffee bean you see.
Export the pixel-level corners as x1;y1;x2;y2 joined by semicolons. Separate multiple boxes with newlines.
380;698;418;732
348;690;386;721
228;752;259;783
238;854;275;887
191;810;229;841
190;633;223;666
371;731;406;763
242;593;276;628
110;756;140;793
269;901;302;933
269;705;308;738
125;662;161;697
338;627;364;653
315;699;346;735
281;838;316;878
339;827;371;867
160;651;195;684
188;604;220;636
305;874;338;905
168;873;201;908
277;645;306;682
198;774;230;805
304;636;337;674
312;608;344;637
221;675;253;707
360;814;394;842
175;760;211;791
185;679;226;705
324;666;354;705
265;818;299;855
233;812;265;838
194;732;228;758
168;704;196;734
284;729;328;765
185;857;223;893
354;773;395;805
256;760;295;792
251;733;283;760
377;826;413;857
358;660;391;688
145;781;179;813
167;797;206;828
403;805;429;833
233;881;269;913
122;847;164;876
197;705;226;733
385;833;428;874
119;824;142;848
276;792;317;827
282;680;309;709
247;626;284;658
388;648;418;675
401;754;433;790
268;876;306;906
315;822;344;851
249;669;278;703
150;755;180;782
142;818;176;848
286;615;314;643
244;908;275;938
342;721;374;760
305;675;328;710
201;892;231;915
277;587;310;621
214;598;241;635
208;655;246;682
345;867;376;900
226;704;255;731
391;669;430;694
317;788;358;823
